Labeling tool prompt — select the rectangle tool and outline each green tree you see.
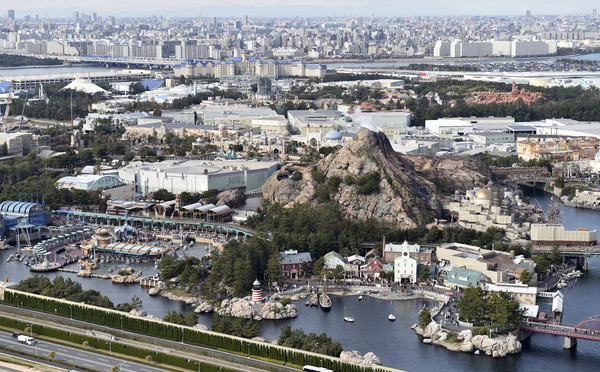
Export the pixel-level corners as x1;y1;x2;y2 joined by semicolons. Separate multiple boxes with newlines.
129;82;146;94
211;314;259;338
356;171;381;195
300;261;311;277
457;286;486;324
418;309;431;329
278;325;342;357
311;166;325;184
266;250;283;285
331;265;346;281
152;188;175;201
486;292;524;331
313;256;325;278
179;191;193;205
327;175;342;194
419;266;430;282
534;252;551;275
48;351;55;361
112;366;120;372
158;255;181;280
550;244;563;266
520;270;534;286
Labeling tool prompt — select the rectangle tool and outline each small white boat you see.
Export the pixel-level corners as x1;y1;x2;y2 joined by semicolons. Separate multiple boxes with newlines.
358;295;363;300
344;307;355;322
388;301;396;321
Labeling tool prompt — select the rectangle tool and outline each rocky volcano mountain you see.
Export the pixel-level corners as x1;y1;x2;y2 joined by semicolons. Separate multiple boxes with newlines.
262;128;491;227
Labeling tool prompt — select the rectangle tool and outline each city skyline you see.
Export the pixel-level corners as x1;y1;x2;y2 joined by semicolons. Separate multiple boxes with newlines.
6;1;600;18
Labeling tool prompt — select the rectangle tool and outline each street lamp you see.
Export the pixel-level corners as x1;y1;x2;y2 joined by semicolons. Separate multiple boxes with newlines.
106;340;112;356
195;361;200;372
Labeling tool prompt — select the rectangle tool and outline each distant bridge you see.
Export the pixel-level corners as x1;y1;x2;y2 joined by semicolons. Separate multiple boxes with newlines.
521;316;600;349
55;210;255;238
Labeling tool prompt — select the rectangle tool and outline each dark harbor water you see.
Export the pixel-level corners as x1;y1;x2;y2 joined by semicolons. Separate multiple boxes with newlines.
1;189;600;371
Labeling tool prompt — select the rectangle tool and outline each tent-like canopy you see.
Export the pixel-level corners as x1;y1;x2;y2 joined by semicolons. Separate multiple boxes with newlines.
60;78;108;94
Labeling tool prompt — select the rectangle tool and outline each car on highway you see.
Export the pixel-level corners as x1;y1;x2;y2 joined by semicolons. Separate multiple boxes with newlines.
12;332;21;338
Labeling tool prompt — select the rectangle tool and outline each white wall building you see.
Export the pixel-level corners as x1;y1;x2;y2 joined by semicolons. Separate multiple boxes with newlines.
118;159;280;195
394;243;418;283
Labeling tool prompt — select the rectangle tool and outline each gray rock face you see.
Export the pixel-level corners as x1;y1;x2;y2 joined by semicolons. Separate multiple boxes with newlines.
129;309;147;317
470;334;522;357
423;322;441;338
339;350;382;366
414;320;521;358
217;298;297;320
262;128;490;227
194;300;215;313
216;188;247;208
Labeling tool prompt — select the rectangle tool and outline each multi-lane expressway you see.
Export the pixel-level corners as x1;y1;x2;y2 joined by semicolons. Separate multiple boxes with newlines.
0;331;167;372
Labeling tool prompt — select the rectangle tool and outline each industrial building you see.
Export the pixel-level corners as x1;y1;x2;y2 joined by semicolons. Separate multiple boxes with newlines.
437;243;535;284
287;109;345;135
434;40;557;58
118;159;280;195
530;224;597;246
3;69;154;91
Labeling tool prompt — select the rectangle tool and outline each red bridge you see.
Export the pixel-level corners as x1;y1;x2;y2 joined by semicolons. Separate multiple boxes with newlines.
521;315;600;348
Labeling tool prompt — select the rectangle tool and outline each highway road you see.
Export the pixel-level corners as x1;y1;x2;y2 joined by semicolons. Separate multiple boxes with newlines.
0;303;298;372
1;331;167;372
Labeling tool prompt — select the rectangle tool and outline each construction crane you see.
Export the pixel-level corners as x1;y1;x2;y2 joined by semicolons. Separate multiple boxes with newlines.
2;80;13;131
18;90;29;132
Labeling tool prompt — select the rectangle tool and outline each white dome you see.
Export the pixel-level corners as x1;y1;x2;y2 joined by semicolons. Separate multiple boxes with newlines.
325;130;342;140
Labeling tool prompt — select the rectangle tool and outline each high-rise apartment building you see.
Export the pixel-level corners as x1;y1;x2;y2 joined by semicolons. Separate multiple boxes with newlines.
7;9;14;21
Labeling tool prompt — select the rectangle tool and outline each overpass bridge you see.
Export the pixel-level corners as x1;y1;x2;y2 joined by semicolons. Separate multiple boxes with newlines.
521;316;600;349
533;245;600;269
54;210;255;238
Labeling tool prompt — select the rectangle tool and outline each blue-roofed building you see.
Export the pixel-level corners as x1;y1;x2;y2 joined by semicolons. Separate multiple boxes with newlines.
0;200;50;237
0;81;12;94
141;79;164;91
280;249;312;279
446;267;491;289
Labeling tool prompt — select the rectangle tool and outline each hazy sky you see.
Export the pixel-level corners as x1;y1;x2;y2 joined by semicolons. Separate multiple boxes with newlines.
8;1;600;18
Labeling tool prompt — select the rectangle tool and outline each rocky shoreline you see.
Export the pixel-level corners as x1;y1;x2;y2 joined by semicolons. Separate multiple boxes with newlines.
158;291;299;321
413;321;522;358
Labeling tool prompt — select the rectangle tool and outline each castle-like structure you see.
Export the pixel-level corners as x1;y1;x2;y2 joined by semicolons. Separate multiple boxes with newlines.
468;81;543;106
